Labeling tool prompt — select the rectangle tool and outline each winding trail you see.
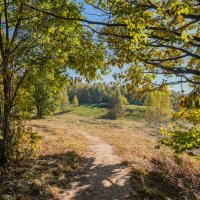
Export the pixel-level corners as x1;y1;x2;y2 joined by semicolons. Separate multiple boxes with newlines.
59;131;132;200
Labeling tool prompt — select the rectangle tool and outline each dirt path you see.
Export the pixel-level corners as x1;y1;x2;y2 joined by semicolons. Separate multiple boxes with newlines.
59;131;132;200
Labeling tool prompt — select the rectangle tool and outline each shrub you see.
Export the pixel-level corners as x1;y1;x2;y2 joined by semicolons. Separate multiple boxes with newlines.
161;91;200;154
150;156;200;199
2;120;42;163
72;95;79;107
107;89;125;119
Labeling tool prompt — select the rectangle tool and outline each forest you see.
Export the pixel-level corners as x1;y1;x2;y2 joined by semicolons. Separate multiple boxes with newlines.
0;0;199;199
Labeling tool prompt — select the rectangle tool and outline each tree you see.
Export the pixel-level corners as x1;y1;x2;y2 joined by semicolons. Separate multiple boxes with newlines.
171;91;182;111
72;95;79;107
0;0;106;165
145;91;173;125
32;79;61;118
121;95;129;105
60;88;70;113
107;89;124;118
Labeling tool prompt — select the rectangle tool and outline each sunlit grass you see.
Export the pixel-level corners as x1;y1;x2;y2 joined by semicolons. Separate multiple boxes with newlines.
69;104;107;118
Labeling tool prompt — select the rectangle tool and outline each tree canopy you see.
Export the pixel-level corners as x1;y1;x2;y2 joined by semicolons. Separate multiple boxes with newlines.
12;1;199;92
84;0;200;93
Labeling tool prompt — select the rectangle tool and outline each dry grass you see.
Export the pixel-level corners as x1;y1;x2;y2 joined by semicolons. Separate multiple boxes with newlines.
0;114;88;200
29;115;88;156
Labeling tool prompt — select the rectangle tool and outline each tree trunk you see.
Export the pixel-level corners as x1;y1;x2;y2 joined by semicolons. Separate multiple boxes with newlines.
0;57;11;165
0;105;11;165
0;141;7;165
0;1;12;166
36;104;43;119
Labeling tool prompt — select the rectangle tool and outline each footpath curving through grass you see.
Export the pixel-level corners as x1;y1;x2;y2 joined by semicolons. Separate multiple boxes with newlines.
66;105;200;200
79;120;200;199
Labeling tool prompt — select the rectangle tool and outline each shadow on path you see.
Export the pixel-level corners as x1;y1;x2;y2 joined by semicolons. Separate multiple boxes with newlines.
61;158;131;200
0;152;131;200
59;131;132;200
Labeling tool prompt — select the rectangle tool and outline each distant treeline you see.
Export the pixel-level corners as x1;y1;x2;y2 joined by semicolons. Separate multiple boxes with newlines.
67;82;145;105
67;82;181;108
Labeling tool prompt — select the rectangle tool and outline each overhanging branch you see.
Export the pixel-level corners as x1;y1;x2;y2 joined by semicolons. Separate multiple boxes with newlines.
24;3;126;27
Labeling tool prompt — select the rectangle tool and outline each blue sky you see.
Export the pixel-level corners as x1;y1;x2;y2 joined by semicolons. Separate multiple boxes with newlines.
68;0;191;93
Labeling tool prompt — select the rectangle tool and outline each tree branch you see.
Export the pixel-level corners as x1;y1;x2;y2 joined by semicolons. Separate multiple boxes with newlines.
149;44;200;59
24;3;126;27
11;70;28;102
4;0;9;43
10;4;23;45
149;54;188;62
142;59;200;76
0;14;4;58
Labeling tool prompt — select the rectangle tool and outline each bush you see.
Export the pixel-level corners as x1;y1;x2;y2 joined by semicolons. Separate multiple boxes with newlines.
2;120;41;163
150;156;200;199
131;155;200;199
107;89;125;119
107;108;125;119
161;91;200;154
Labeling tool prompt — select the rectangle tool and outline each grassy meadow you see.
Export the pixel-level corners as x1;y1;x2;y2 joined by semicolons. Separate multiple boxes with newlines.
63;104;146;121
